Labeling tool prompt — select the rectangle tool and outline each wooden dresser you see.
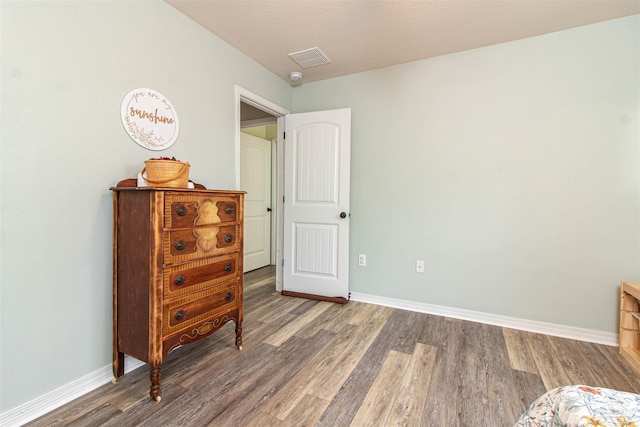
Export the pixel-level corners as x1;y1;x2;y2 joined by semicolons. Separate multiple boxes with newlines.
111;183;244;401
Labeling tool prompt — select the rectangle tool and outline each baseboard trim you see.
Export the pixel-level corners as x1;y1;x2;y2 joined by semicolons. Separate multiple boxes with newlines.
2;294;619;426
0;357;145;427
349;291;618;347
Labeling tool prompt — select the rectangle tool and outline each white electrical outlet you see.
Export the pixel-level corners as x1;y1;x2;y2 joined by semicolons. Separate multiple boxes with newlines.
416;260;425;273
358;254;367;267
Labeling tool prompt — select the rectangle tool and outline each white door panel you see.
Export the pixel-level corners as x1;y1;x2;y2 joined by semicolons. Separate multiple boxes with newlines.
240;132;272;272
283;108;351;300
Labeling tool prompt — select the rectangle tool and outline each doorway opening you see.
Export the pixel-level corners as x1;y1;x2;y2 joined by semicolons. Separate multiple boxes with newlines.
240;103;276;272
235;86;289;291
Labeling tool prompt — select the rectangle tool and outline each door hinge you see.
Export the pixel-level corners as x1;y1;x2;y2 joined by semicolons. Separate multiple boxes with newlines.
283;196;285;203
283;132;286;139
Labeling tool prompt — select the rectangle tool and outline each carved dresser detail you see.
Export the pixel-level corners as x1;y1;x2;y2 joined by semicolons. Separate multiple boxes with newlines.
111;183;244;401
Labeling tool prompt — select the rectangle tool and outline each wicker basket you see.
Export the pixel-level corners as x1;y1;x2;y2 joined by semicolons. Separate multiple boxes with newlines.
142;159;190;188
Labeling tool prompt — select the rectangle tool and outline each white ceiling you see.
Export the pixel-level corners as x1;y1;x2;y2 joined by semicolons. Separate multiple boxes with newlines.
166;0;639;86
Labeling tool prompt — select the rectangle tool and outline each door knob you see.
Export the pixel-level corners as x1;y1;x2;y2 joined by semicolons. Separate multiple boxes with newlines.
340;212;347;219
267;207;272;212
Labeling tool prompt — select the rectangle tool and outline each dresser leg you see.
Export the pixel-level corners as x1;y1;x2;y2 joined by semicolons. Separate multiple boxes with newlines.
150;365;162;402
235;321;243;350
112;351;124;384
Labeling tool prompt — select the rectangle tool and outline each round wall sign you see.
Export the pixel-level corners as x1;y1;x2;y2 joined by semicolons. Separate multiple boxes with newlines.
120;88;179;150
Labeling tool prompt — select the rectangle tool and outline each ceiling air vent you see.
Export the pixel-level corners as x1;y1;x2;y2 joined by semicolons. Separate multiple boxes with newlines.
288;47;331;68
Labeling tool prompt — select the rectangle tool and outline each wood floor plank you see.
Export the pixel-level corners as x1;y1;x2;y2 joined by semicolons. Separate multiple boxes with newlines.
388;310;434;354
488;379;527;427
511;370;547;414
419;400;457;427
263;300;333;346
503;327;538;374
483;323;515;385
129;341;284;427
288;299;321;316
245;290;288;318
98;383;189;427
243;268;277;290
596;344;640;391
525;331;572;390
295;302;345;339
455;321;490;427
263;323;360;420
315;309;423;427
282;394;331;427
159;328;239;386
424;317;464;406
346;301;390;326
306;300;388;335
547;335;636;391
137;332;336;427
242;411;285;427
207;331;338;426
256;294;307;323
386;343;437;427
172;320;285;390
482;321;525;425
321;300;364;332
350;350;412;427
308;315;389;402
557;338;609;385
62;403;122;427
413;312;445;347
51;403;122;427
243;282;276;306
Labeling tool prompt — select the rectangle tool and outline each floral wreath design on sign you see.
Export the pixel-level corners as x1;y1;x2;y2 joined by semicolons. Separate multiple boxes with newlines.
121;88;179;150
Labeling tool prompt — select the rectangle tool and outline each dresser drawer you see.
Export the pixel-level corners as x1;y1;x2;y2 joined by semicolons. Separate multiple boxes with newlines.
163;253;239;298
165;193;239;228
163;283;239;335
163;308;240;356
164;224;240;264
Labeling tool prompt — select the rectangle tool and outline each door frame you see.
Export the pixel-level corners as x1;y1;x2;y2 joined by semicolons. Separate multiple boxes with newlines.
235;86;289;291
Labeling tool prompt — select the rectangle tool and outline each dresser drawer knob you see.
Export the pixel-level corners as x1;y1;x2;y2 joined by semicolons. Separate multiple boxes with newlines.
224;263;233;272
174;310;186;321
174;275;186;286
225;292;233;301
174;240;186;251
225;234;233;243
225;205;235;214
175;205;187;216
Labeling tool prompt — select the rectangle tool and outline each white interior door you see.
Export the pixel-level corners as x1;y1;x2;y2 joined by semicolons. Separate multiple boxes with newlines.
241;132;272;272
283;108;351;300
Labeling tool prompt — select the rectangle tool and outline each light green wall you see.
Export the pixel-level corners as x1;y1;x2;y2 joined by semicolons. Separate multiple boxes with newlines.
0;0;291;413
293;16;639;332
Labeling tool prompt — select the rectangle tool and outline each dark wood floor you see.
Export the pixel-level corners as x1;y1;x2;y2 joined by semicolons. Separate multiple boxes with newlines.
27;266;640;426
